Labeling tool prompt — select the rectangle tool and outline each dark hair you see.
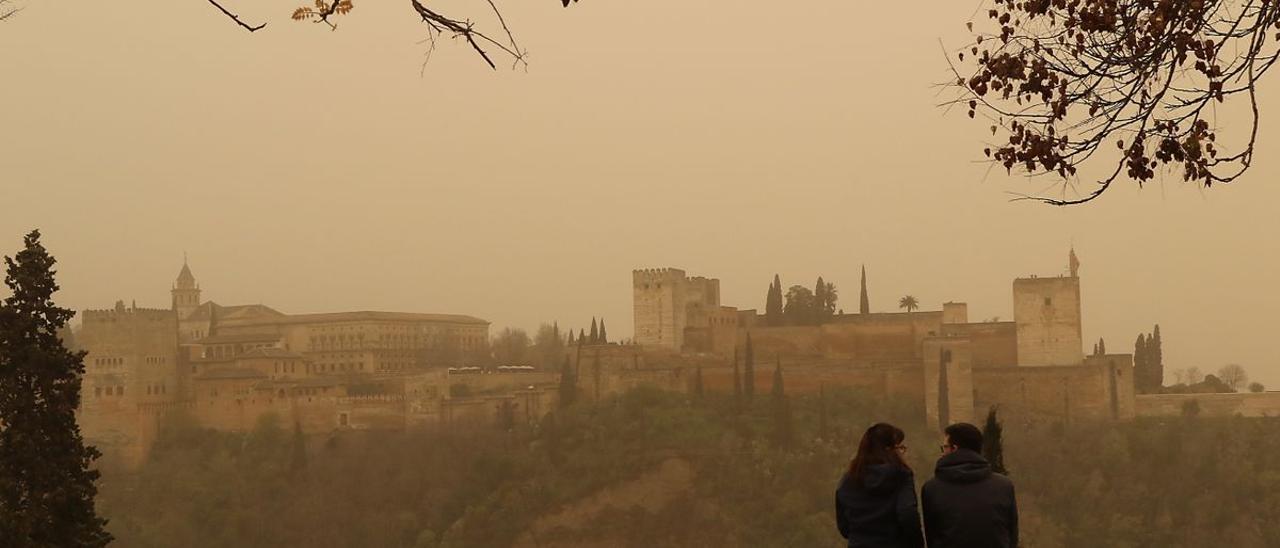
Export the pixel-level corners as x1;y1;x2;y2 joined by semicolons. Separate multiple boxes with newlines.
848;423;910;485
944;423;983;452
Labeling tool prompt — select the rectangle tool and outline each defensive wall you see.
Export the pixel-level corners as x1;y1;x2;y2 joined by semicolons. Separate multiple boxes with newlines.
1135;392;1280;418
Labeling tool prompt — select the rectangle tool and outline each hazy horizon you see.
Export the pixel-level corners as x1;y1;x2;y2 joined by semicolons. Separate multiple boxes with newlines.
3;0;1277;387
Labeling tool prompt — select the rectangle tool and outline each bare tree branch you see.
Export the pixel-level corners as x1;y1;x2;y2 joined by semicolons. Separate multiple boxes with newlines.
207;0;266;32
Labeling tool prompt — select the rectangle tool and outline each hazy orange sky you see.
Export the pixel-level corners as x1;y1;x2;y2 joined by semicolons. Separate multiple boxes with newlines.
2;1;1277;385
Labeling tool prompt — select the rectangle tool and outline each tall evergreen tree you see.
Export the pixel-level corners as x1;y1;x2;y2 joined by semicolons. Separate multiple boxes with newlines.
771;356;792;447
578;329;586;345
982;406;1008;476
598;319;608;344
1098;338;1106;355
743;334;756;403
0;230;112;547
1152;332;1162;391
937;349;951;429
814;277;828;323
1151;324;1164;390
1093;342;1099;357
558;356;577;409
732;348;742;406
859;265;870;314
765;275;784;327
589;318;599;344
1134;334;1148;392
693;366;704;399
566;329;575;346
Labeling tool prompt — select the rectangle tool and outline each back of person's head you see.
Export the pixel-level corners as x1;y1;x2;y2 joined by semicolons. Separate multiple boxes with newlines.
848;422;909;485
944;422;983;452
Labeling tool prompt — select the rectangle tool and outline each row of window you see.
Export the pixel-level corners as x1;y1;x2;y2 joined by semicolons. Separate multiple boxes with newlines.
94;357;124;367
146;384;168;395
94;386;125;397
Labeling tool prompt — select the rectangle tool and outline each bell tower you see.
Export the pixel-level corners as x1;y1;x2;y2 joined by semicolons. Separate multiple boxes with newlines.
171;256;201;320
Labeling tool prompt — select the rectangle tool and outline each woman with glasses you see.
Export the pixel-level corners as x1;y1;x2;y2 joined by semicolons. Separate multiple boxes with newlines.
835;423;924;548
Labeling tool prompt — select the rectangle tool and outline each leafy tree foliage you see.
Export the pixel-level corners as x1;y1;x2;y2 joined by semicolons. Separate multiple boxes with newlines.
952;0;1280;204
1249;382;1266;393
0;230;111;547
784;285;816;326
491;327;531;365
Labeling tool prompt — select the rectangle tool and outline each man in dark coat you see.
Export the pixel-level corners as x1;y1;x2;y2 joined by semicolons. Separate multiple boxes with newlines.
921;423;1018;548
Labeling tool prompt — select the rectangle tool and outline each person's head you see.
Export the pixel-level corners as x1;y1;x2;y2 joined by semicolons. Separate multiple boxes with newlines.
941;422;983;454
849;422;910;483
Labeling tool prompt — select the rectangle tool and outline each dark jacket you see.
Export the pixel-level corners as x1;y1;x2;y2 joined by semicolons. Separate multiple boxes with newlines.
921;449;1018;548
835;464;924;548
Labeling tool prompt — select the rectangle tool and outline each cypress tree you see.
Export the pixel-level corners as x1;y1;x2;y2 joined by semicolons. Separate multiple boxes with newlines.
558;356;577;409
771;356;792;447
1098;338;1106;355
937;349;951;428
694;366;705;399
0;230;112;547
579;329;586;345
589;318;599;344
814;277;827;325
1151;325;1163;390
567;330;575;345
1093;342;1099;357
1152;332;1162;391
598;319;608;344
766;275;783;327
1134;334;1148;392
743;333;756;403
859;265;870;314
732;348;742;406
982;406;1008;476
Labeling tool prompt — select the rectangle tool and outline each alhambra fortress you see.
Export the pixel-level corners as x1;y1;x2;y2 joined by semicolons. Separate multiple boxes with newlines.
76;252;1280;467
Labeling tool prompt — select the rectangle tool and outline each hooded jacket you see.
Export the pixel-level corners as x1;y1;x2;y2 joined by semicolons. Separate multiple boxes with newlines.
835;464;924;548
921;449;1018;548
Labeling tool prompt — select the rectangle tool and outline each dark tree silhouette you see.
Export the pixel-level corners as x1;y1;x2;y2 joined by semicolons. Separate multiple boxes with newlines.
0;230;112;547
951;0;1280;204
859;265;870;314
771;356;792;447
693;366;705;399
732;348;742;407
937;348;951;429
557;356;577;409
743;334;756;403
765;275;784;327
982;406;1008;476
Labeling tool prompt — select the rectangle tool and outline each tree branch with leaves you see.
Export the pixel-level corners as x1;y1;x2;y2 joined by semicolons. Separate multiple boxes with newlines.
949;0;1280;204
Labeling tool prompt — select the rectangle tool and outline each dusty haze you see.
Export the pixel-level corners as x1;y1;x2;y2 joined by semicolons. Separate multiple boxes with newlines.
1;0;1277;386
